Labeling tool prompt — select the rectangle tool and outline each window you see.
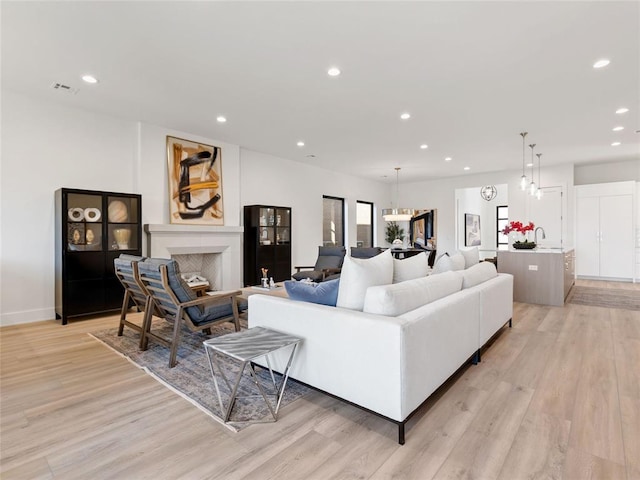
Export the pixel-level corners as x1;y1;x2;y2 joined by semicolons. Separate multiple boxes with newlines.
322;196;344;246
356;201;374;247
497;205;509;250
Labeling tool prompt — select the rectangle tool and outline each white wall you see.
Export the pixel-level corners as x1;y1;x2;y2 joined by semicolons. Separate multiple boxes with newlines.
239;149;390;268
401;164;575;258
138;123;242;229
0;91;391;325
1;91;139;325
574;159;640;185
455;184;507;257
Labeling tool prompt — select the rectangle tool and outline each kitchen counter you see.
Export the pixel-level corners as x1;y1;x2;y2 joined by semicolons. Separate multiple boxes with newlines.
497;249;575;306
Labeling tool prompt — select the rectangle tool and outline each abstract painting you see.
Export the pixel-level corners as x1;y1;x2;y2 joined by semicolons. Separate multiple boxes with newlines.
166;136;224;225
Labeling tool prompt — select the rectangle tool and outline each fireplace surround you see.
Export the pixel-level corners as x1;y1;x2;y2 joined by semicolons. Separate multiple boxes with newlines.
144;224;243;291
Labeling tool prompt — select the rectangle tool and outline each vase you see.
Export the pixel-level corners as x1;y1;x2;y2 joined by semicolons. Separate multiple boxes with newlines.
113;228;131;250
512;242;536;250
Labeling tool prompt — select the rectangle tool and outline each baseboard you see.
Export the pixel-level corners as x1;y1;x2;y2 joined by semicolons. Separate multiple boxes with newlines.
0;307;56;327
576;275;633;283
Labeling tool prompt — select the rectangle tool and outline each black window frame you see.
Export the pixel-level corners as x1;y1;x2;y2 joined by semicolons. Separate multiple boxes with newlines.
497;205;509;250
322;195;345;247
356;200;374;248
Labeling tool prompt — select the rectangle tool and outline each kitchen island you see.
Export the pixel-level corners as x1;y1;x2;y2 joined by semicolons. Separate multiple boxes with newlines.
497;248;574;306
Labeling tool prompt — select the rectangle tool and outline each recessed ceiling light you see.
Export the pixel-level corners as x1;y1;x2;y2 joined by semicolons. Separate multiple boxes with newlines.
593;59;610;69
616;107;629;114
327;67;341;77
420;144;428;150
463;166;470;171
81;74;98;84
216;116;227;123
445;157;452;162
527;162;534;167
612;126;624;131
400;113;411;120
611;141;622;146
296;141;305;147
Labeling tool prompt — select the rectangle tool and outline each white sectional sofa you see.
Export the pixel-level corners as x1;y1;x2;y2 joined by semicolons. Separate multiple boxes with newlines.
248;255;513;444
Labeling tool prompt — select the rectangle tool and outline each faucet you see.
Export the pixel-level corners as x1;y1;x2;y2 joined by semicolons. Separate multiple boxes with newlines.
534;227;546;244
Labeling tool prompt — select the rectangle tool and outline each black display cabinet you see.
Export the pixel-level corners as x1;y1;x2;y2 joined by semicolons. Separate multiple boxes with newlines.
243;205;291;286
55;188;142;324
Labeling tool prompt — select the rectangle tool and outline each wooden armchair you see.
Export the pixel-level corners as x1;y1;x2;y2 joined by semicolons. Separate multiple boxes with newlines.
113;254;149;347
137;258;242;368
292;246;346;282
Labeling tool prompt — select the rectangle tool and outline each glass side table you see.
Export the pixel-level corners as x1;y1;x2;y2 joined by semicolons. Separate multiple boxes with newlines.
203;326;301;423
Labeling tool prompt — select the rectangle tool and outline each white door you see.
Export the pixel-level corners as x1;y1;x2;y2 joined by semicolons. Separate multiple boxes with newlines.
576;196;600;276
599;195;634;278
529;187;563;248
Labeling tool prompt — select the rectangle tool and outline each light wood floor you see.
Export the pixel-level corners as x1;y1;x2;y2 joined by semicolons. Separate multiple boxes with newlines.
1;280;639;479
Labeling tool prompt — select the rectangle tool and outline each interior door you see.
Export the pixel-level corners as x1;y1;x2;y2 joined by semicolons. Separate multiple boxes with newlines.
599;194;634;278
528;186;563;248
576;196;600;276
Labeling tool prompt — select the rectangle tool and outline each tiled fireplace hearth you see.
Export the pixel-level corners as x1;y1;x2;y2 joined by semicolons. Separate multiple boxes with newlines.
144;224;244;291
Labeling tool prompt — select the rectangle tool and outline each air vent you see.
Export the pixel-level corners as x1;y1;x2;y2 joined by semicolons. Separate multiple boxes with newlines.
51;82;78;94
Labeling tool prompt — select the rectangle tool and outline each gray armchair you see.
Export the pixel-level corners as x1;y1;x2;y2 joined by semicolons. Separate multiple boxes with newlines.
114;254;149;347
292;246;346;282
137;258;242;367
350;247;384;259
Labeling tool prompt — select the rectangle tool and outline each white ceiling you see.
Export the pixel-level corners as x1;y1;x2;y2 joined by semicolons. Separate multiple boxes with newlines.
2;1;639;183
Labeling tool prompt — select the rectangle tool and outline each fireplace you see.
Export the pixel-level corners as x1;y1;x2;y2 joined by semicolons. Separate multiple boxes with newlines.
144;224;243;290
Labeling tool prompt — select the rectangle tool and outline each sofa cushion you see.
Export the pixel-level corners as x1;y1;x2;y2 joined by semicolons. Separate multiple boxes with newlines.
284;278;340;306
393;252;430;283
460;247;479;269
462;261;498;289
337;249;393;311
363;271;463;316
432;251;465;274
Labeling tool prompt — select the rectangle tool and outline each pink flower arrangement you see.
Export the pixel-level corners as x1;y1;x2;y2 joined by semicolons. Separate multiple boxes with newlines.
501;221;535;235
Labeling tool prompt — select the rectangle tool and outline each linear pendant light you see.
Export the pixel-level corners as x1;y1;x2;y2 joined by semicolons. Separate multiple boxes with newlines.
382;167;414;221
519;132;528;190
536;153;544;199
528;144;537;195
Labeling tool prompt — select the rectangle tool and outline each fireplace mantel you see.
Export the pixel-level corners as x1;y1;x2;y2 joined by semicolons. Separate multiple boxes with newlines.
144;224;243;234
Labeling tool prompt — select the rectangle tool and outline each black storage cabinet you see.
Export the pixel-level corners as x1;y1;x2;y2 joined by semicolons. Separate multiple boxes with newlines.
55;188;142;324
243;205;291;286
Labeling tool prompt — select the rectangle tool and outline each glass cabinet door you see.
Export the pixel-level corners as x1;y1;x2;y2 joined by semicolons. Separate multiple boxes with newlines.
275;208;291;245
66;192;103;252
107;196;139;251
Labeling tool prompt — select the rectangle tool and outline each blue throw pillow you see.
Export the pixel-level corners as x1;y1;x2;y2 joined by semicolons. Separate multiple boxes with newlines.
284;278;340;306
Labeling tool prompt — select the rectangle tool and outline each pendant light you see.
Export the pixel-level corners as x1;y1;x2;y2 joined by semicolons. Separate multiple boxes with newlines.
382;167;415;221
528;144;537;195
536;153;544;199
480;185;497;201
519;132;528;190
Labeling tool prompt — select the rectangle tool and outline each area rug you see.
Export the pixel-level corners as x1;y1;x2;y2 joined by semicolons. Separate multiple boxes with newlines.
89;320;310;431
567;285;640;311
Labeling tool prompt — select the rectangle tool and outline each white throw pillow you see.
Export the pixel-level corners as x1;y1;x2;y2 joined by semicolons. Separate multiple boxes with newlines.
393;252;430;283
337;249;393;311
363;271;463;316
432;252;465;274
432;253;451;274
462;261;498;289
460;247;480;269
449;252;466;271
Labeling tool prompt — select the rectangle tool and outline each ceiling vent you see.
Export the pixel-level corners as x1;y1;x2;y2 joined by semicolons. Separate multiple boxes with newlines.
51;82;78;94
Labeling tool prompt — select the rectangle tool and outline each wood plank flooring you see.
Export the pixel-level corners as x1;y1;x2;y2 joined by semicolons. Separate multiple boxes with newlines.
1;280;639;479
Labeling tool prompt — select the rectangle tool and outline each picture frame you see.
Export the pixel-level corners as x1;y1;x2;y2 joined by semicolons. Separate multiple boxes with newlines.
465;213;481;246
410;209;436;250
166;136;224;225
